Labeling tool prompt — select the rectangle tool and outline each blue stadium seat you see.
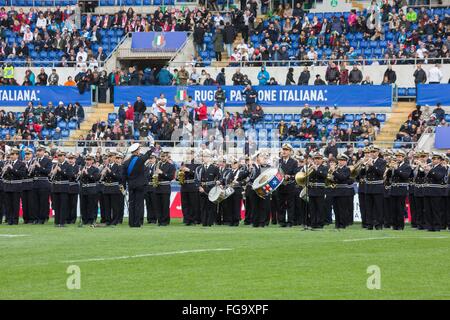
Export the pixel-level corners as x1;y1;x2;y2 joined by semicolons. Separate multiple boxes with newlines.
265;123;274;130
407;87;416;96
41;129;49;138
57;121;67;130
376;114;386;122
263;114;273;122
255;123;264;130
68;121;78;130
61;129;70;138
339;123;349;130
273;114;282;122
397;88;407;96
109;113;118;123
284;114;293;122
293;114;301;122
344;114;354;122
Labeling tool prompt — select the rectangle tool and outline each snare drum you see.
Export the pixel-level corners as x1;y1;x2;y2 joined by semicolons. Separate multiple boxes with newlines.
208;185;227;204
252;168;284;199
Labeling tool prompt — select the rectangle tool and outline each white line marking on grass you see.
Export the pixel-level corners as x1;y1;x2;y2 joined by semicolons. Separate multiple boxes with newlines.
343;236;449;242
61;248;233;263
0;234;28;238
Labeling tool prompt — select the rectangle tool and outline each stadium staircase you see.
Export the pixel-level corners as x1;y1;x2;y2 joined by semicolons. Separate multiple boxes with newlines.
69;103;115;141
211;33;243;68
376;101;416;148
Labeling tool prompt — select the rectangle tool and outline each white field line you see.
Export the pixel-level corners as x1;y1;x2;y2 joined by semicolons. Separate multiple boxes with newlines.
61;248;233;263
343;236;449;242
0;234;29;238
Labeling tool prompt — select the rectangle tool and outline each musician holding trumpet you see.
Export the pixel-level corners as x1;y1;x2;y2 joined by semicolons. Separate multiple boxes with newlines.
79;154;100;226
178;151;201;226
360;146;386;230
101;152;124;226
389;150;412;231
332;154;354;229
22;148;35;224
278;143;297;228
153;151;176;226
50;151;74;227
32;146;53;224
412;151;429;230
2;148;26;225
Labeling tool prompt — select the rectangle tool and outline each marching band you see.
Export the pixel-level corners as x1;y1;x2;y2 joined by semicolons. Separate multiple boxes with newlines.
0;143;450;232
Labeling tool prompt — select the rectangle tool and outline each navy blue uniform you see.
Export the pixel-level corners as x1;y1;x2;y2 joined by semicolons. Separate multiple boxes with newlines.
102;163;124;225
308;164;328;229
179;163;201;225
332;166;355;228
32;156;52;223
197;164;220;226
423;164;447;231
122;150;153;227
278;157;297;227
67;163;80;224
154;161;176;226
79;166;100;225
361;158;386;229
3;160;26;225
390;162;412;230
51;161;74;225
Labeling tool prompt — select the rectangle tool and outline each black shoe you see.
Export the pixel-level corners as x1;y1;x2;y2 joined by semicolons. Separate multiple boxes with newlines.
375;226;383;230
271;220;278;225
252;224;259;228
279;223;287;228
367;226;374;230
287;223;293;228
243;221;251;225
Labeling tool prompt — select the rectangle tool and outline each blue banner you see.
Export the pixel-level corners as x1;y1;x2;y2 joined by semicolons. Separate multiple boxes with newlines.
435;126;450;149
131;32;188;51
417;84;450;106
0;86;91;107
114;85;392;108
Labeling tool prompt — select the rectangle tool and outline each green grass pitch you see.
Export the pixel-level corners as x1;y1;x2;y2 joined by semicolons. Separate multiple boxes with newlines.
1;219;449;300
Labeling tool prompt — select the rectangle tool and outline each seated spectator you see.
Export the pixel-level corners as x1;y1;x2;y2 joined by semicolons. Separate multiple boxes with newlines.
300;104;313;119
361;76;373;85
432;103;445;122
312;106;323;121
251;105;264;124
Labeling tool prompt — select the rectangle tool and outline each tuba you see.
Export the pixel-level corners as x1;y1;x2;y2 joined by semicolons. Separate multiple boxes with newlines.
295;166;314;187
350;157;371;179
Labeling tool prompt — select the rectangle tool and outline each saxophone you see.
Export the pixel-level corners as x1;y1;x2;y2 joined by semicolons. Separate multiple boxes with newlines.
152;161;161;187
177;164;186;185
325;166;337;188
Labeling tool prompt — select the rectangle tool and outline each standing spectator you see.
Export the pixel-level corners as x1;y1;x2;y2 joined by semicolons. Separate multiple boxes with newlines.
213;28;224;62
298;66;310;85
48;69;59;86
156;94;167;116
314;74;326;85
285;67;295;85
232;68;245;85
384;65;397;84
413;64;427;86
156;66;173;85
349;65;363;84
193;23;205;54
36;68;48;86
177;66;189;85
325;62;339;85
428;64;443;84
64;76;76;86
133;96;146;122
243;85;257;109
223;22;236;58
216;68;226;86
214;86;226;109
257;66;270;85
369;113;381;132
195;102;208;121
339;66;349;85
211;104;224;124
125;102;134;122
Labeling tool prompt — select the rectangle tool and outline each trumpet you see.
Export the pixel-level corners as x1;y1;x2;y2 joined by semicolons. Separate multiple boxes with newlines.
49;163;60;181
1;160;12;179
325;165;336;188
99;165;110;183
76;165;87;181
28;159;38;175
350;156;371;179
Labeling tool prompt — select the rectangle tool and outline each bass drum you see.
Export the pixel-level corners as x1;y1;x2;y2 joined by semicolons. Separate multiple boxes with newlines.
208;185;227;204
252;168;284;199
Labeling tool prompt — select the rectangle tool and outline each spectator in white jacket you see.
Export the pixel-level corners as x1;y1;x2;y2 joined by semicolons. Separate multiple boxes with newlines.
428;64;443;84
211;104;224;123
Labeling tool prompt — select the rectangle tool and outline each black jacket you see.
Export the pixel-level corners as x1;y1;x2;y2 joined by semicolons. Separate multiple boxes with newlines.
51;161;74;193
278;157;297;193
362;158;386;194
390;162;412;196
298;71;310;85
102;163;123;194
33;156;52;190
123;150;153;189
80;166;100;194
3;160;27;192
197;164;220;194
154;161;176;194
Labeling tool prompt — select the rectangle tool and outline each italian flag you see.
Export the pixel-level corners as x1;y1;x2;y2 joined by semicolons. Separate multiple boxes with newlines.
154;34;164;46
176;89;187;101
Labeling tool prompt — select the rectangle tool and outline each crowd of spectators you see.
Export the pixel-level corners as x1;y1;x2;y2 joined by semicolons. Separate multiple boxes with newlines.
395;102;447;147
0;100;85;142
222;1;450;66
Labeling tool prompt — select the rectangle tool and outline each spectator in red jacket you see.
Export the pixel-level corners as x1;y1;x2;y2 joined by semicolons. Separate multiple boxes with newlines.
195;102;208;121
339;66;349;85
125;102;134;121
